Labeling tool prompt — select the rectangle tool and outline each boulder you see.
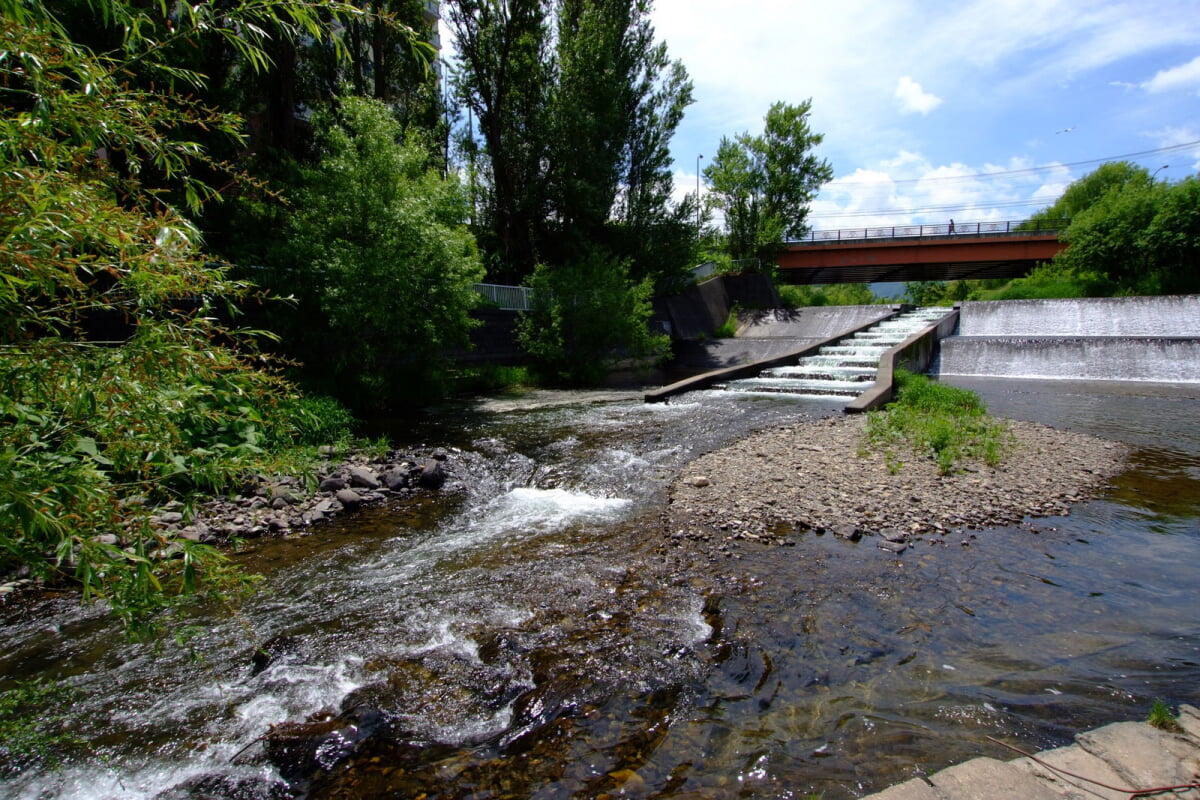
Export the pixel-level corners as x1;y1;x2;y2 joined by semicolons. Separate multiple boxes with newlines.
335;489;363;509
417;459;445;489
348;466;381;489
319;476;347;492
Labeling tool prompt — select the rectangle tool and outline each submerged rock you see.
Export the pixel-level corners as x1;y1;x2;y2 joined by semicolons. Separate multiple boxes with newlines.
154;774;295;800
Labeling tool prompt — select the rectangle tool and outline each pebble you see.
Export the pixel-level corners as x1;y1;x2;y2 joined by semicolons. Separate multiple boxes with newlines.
664;415;1129;558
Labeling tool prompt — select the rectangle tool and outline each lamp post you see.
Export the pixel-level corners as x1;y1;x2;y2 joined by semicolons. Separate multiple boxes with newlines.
1152;164;1169;181
696;154;704;241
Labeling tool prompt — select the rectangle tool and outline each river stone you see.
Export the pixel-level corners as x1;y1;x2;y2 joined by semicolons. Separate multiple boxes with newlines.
92;533;121;546
159;511;184;525
349;466;381;489
384;469;410;491
832;524;861;541
689;476;711;487
877;539;907;554
418;459;445;489
251;634;302;676
335;489;363;509
319;476;347;492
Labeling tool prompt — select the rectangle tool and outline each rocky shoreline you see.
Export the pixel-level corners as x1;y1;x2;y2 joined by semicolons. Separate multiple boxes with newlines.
663;414;1131;558
148;446;470;555
0;448;464;599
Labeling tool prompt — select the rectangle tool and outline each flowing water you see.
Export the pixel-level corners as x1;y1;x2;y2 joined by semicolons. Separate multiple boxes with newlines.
721;308;953;398
2;380;1199;800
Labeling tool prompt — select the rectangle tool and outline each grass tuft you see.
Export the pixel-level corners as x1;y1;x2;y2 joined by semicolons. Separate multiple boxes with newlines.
864;371;1014;475
1148;699;1184;733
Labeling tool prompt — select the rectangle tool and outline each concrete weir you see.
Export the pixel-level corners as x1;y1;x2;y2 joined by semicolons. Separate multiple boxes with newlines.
936;296;1200;383
860;707;1200;800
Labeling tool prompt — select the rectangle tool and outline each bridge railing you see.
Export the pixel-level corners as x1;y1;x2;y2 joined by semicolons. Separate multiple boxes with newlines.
792;218;1070;244
473;283;535;311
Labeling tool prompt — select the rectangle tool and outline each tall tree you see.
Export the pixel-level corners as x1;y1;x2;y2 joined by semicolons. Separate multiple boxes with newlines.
446;0;555;282
285;97;485;406
448;0;692;285
704;100;833;263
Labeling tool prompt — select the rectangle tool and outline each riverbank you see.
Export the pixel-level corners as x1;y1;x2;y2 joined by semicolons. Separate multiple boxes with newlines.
663;413;1130;558
0;446;463;600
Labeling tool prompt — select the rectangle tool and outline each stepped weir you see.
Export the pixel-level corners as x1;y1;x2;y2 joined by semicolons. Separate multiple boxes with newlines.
645;306;957;409
716;308;954;398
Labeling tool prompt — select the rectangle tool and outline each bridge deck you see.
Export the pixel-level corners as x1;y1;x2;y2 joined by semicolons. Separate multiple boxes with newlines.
778;220;1067;284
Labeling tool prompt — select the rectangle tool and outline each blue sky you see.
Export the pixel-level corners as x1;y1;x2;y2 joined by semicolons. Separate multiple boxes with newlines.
649;0;1200;232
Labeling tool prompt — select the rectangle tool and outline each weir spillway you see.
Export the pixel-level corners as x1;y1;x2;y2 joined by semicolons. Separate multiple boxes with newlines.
715;307;954;399
935;296;1200;384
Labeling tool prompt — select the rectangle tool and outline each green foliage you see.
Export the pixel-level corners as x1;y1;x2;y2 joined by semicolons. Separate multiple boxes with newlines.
451;364;537;395
864;371;1013;476
0;679;84;777
713;309;740;338
285;96;486;408
779;283;877;307
518;251;669;384
1148;699;1184;732
448;0;695;288
273;394;357;448
902;281;951;306
965;262;1116;301
1020;162;1200;296
704;100;834;262
0;0;362;631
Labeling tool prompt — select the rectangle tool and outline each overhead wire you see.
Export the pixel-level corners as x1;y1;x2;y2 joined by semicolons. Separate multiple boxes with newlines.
827;139;1200;187
809;139;1198;222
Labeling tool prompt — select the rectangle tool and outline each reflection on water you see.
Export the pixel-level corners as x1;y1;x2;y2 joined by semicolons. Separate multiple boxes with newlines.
1;381;1198;799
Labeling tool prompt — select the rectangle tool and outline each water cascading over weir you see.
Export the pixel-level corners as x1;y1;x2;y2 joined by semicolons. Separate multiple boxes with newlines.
645;306;957;409
715;307;953;399
934;296;1200;383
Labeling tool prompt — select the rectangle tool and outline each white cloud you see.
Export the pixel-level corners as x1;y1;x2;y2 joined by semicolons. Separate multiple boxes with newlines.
811;151;1075;231
894;77;943;115
1142;55;1200;94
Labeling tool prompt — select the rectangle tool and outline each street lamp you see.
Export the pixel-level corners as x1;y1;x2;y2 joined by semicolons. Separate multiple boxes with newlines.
1153;164;1169;180
696;154;704;240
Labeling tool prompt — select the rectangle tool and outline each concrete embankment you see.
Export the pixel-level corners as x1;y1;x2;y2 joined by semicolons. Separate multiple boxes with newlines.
861;707;1200;800
672;304;896;372
937;296;1200;383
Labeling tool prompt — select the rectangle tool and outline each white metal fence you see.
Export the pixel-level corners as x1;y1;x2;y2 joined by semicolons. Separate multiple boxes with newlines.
473;283;535;311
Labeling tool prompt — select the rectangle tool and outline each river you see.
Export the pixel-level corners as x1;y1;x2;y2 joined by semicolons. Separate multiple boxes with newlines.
1;378;1198;799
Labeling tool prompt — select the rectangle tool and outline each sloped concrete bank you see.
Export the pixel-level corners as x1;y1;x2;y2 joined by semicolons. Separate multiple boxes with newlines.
863;707;1200;799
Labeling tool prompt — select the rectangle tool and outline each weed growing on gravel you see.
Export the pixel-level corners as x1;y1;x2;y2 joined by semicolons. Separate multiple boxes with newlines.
864;371;1014;475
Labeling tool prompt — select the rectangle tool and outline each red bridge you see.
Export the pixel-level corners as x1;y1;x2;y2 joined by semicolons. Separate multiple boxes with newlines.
776;219;1067;284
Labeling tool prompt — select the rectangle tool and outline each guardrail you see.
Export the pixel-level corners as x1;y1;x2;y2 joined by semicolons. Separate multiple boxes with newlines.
792;218;1069;244
473;283;535;311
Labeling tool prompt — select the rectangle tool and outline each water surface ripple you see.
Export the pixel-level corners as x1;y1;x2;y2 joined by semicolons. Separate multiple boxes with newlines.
1;382;1198;799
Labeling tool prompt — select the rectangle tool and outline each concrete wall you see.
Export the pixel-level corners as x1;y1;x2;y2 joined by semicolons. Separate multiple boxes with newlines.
738;305;895;339
654;273;782;341
938;337;1200;382
448;309;527;364
937;295;1200;383
957;295;1200;337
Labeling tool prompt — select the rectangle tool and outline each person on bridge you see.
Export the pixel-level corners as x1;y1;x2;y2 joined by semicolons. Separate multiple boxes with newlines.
948;219;955;234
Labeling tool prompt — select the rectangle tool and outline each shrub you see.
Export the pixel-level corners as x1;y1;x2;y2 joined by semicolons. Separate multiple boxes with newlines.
518;251;669;385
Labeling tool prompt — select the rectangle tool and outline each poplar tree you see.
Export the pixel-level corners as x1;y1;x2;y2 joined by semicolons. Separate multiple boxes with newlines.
705;100;833;263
